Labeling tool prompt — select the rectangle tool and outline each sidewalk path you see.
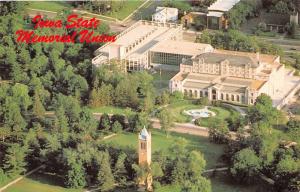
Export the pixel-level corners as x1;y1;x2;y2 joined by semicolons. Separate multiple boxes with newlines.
0;165;44;192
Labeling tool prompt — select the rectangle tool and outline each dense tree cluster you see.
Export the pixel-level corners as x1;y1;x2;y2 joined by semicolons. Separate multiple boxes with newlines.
226;0;262;29
72;1;130;15
147;138;211;192
222;94;300;191
89;65;155;112
198;30;283;56
263;0;299;14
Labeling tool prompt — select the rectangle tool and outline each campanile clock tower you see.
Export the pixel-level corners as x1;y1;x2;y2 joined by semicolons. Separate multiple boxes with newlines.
138;127;152;191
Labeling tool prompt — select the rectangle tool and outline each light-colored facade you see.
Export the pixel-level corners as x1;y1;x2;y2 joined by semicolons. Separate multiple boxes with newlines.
93;20;300;108
152;7;178;23
169;50;295;107
92;20;183;71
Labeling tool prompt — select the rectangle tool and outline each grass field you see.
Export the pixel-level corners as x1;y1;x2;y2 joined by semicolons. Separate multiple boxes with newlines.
164;101;234;124
164;100;196;123
27;1;72;12
104;1;145;20
105;130;225;169
4;172;82;192
198;106;233;127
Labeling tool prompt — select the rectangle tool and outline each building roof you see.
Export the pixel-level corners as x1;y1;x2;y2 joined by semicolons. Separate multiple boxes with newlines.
186;73;220;82
208;0;240;12
214;49;279;64
207;11;224;17
150;40;213;56
154;6;178;16
95;21;182;62
171;72;187;81
250;80;266;90
194;52;258;68
183;81;211;89
139;127;150;140
219;85;245;93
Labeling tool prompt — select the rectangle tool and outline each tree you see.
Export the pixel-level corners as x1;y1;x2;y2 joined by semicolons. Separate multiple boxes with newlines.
226;112;245;131
99;113;111;131
230;148;262;184
32;90;45;119
130;112;149;132
208;118;230;144
112;121;123;133
114;152;127;186
139;94;154;113
274;155;300;191
3;144;27;176
151;162;163;181
182;177;211;192
247;94;278;126
97;151;115;191
196;97;210;106
158;109;173;137
63;149;86;188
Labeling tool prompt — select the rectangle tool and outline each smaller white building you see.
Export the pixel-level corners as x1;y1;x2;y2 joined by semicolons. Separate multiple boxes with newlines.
152;7;178;23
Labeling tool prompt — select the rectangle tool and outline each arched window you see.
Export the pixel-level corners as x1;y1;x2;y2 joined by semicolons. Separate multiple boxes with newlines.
226;94;229;101
189;90;193;97
231;95;235;101
194;90;198;98
184;89;188;96
237;95;240;102
221;93;224;100
200;91;203;97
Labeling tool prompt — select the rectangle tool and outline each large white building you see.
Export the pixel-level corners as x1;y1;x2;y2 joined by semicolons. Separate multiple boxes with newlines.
169;50;300;108
152;7;178;23
92;20;300;108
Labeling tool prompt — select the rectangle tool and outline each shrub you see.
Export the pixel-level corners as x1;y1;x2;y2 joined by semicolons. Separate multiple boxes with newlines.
112;121;123;133
196;97;210;106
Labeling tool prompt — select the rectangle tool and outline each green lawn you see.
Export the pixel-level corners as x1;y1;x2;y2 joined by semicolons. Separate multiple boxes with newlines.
105;130;225;169
164;101;234;124
164;100;196;123
156;185;181;192
4;172;82;192
27;1;72;12
104;1;145;20
89;106;135;116
198;106;233;127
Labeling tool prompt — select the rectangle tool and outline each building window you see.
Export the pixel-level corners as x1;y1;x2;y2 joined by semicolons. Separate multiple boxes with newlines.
231;95;235;101
184;89;187;96
251;99;254;104
141;142;146;150
189;90;193;97
200;91;203;97
194;90;198;98
221;93;224;100
205;91;208;97
226;94;229;101
237;95;240;102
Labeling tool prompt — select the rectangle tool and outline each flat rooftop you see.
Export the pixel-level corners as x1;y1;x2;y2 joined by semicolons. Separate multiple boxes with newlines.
215;49;279;64
194;52;258;68
150;40;213;56
98;21;182;59
208;0;240;12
